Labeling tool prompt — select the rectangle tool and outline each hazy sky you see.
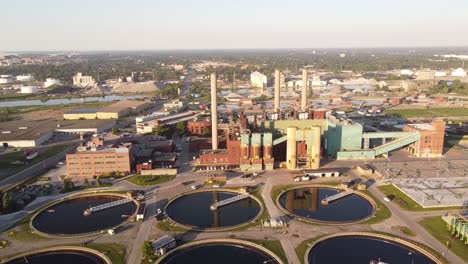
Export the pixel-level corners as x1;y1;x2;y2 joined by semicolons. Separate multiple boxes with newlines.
1;0;468;51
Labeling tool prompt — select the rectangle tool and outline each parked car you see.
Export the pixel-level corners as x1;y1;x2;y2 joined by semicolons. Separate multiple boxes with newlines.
384;196;391;202
213;184;220;188
191;185;198;190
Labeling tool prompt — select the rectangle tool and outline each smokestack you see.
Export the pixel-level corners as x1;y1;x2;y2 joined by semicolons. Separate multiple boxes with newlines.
274;69;280;112
301;68;308;111
211;73;218;150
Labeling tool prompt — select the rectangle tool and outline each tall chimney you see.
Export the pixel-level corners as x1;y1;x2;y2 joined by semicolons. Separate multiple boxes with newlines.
274;69;280;112
301;68;308;111
211;73;218;150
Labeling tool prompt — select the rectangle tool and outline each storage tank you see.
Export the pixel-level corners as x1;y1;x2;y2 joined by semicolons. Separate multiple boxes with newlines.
286;127;297;169
20;86;39;94
44;78;61;88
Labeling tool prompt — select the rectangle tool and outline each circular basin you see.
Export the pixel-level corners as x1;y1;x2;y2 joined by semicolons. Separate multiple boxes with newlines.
165;191;261;229
278;187;373;223
32;195;137;235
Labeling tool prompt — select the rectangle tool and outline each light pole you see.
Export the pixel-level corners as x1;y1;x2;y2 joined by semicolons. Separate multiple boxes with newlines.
408;251;414;264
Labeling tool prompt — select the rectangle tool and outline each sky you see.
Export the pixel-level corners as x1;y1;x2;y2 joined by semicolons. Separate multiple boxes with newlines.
1;0;468;51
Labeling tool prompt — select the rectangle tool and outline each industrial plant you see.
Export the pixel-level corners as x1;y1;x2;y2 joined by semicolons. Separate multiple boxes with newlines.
195;70;446;172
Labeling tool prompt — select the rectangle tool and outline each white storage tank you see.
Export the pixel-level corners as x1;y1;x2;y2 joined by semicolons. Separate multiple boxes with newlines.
44;78;61;88
20;86;39;94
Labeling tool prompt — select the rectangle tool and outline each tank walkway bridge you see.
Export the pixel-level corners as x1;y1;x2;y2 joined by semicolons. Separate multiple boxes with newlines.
321;189;354;205
210;193;250;210
84;198;133;215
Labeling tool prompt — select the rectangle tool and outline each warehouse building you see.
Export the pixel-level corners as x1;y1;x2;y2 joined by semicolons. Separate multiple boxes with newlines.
63;100;151;120
0;119;115;148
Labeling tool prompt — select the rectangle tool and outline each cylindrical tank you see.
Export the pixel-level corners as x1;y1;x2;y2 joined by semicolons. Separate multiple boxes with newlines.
286;126;297;169
311;126;321;169
241;144;249;158
264;144;272;158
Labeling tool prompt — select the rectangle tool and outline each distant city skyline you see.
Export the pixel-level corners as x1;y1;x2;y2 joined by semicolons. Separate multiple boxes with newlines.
1;0;468;51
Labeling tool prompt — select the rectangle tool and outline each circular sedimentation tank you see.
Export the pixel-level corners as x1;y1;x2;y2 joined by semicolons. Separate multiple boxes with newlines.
165;190;261;230
278;187;374;224
31;194;137;236
307;234;439;264
157;240;282;264
5;247;109;264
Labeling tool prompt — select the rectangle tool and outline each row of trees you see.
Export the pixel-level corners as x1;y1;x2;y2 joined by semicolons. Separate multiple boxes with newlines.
429;80;468;95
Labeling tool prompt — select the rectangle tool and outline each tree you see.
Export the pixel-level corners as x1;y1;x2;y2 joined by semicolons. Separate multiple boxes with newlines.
1;192;14;214
175;122;186;136
153;125;172;138
112;126;119;135
83;178;89;186
61;179;75;193
141;241;154;259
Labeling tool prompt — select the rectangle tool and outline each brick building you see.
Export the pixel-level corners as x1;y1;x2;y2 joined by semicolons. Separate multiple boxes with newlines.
187;120;211;136
403;120;445;157
66;143;133;178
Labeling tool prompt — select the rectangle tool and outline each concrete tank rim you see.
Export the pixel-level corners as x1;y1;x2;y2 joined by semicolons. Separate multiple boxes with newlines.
29;191;138;238
155;238;284;264
303;232;445;264
3;245;112;264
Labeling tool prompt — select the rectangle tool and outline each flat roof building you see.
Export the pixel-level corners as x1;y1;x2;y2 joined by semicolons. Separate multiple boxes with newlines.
66;142;133;178
0;119;115;148
63;100;151;120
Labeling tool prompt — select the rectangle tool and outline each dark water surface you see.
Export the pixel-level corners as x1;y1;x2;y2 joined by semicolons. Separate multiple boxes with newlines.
279;187;373;222
308;236;436;264
6;250;106;264
166;191;260;228
160;243;279;264
32;195;136;235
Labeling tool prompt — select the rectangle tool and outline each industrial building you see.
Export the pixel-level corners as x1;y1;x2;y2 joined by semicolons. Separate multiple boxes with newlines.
63;100;151;120
0;119;115;148
16;75;35;82
72;72;96;87
135;111;199;134
194;71;447;171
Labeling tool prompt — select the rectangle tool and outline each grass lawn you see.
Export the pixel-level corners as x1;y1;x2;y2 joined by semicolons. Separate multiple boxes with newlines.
378;184;462;211
126;175;176;186
385;107;468;118
244;239;287;264
85;243;126;264
360;190;391;224
6;216;46;242
419;217;468;263
155;219;189;232
0;144;69;180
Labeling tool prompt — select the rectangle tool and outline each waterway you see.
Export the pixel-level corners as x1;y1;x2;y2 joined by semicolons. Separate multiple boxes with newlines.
165;191;260;229
278;187;373;223
308;235;436;264
0;95;145;107
6;250;106;264
32;195;137;235
159;243;279;264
